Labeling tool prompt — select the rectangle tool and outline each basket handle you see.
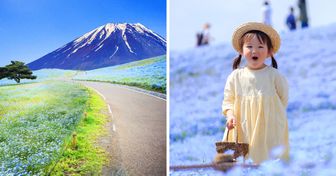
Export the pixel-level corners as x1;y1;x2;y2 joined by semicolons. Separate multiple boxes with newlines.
225;126;239;143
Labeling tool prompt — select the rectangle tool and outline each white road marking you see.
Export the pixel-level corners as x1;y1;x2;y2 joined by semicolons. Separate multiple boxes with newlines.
108;104;112;114
91;87;106;100
112;124;116;132
108;104;115;120
89;87;115;121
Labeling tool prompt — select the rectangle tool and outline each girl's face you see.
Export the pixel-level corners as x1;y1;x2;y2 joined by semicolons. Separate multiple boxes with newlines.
241;35;271;70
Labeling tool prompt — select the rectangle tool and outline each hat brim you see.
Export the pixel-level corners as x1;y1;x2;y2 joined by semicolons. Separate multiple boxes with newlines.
232;22;281;54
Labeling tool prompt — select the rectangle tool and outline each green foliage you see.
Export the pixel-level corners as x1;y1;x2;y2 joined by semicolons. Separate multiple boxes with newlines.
0;61;37;83
0;67;7;79
49;88;109;175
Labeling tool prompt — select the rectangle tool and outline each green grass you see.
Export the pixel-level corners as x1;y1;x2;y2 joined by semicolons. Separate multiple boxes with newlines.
48;88;110;175
0;81;110;175
0;81;89;175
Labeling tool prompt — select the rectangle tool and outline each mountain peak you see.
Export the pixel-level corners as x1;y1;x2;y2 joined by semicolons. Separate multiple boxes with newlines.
28;22;166;70
102;23;149;32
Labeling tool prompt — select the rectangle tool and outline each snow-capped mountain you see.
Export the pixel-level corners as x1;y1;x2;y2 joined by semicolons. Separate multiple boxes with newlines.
28;23;166;70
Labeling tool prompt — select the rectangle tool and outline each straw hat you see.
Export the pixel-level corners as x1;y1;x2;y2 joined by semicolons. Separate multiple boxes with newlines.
232;22;281;53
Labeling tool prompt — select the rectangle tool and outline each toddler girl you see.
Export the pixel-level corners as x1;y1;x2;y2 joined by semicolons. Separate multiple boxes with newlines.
222;22;289;164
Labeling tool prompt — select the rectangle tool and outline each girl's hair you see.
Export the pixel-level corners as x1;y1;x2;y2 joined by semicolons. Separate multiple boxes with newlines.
233;30;278;70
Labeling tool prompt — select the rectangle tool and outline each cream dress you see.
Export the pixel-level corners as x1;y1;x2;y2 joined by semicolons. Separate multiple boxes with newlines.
222;66;289;164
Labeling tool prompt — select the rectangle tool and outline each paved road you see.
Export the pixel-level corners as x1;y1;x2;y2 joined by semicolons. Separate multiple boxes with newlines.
79;81;166;176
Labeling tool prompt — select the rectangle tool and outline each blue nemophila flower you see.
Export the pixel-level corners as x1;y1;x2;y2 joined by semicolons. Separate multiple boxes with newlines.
0;81;88;174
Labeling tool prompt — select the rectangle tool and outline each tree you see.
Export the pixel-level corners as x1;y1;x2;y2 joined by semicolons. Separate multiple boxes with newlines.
0;67;8;80
0;61;37;83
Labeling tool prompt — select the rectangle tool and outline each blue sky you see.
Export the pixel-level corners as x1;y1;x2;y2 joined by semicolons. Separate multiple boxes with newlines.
0;0;166;67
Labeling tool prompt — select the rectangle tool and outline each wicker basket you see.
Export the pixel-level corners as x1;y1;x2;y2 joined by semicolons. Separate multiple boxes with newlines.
215;127;249;159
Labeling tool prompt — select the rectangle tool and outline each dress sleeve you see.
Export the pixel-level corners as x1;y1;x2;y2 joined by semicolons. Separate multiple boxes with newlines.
222;73;235;116
275;73;289;107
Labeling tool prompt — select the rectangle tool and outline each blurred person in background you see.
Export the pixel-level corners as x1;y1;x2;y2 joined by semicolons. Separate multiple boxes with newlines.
262;1;272;26
196;23;212;47
286;6;297;31
298;0;309;28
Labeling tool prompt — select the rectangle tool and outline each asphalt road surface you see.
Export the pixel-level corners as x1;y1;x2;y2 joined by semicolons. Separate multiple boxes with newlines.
79;81;166;176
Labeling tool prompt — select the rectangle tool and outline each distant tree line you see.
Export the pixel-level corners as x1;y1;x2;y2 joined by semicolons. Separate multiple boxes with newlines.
0;61;37;83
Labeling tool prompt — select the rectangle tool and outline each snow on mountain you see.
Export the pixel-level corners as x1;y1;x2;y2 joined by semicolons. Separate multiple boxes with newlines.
28;23;166;70
170;23;336;175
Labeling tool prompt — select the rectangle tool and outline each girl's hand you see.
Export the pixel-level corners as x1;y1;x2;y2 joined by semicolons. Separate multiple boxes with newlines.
226;115;236;130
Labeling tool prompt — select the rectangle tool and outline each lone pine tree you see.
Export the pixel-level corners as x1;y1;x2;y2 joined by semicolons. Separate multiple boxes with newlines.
0;61;37;83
